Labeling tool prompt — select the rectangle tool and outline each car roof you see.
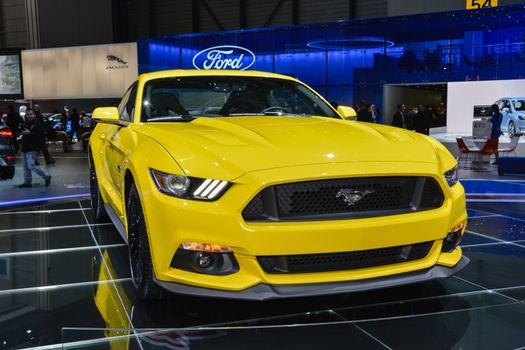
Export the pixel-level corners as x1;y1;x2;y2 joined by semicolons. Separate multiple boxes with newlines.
136;69;300;84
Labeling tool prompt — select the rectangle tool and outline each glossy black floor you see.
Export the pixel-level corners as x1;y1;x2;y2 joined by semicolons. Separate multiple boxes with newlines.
2;199;525;349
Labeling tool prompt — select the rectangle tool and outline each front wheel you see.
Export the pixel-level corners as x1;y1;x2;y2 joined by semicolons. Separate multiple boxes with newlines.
509;121;516;139
127;183;163;300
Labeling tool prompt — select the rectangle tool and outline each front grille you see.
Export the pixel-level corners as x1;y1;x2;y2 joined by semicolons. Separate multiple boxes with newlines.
257;241;433;274
242;176;444;222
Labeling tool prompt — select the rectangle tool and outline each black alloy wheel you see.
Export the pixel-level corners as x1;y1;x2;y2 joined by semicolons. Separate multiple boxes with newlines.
127;183;163;300
89;159;110;223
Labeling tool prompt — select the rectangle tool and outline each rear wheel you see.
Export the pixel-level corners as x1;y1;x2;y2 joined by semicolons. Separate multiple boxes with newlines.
509;121;516;139
89;159;109;223
127;183;163;300
0;166;14;180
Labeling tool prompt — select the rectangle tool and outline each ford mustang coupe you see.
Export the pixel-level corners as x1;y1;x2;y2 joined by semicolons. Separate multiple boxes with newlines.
89;70;468;300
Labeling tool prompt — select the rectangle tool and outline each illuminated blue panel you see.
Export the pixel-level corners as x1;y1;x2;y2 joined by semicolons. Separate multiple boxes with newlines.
137;4;525;122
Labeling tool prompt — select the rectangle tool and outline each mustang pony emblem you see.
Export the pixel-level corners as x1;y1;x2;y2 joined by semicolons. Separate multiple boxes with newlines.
336;189;375;206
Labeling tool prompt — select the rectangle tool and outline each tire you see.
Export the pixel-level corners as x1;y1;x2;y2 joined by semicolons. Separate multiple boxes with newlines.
509;121;516;139
89;160;110;223
0;166;14;180
127;183;163;300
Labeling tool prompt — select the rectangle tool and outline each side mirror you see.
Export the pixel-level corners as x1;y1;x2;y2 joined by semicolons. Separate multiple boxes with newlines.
337;105;357;120
502;107;510;113
93;107;121;124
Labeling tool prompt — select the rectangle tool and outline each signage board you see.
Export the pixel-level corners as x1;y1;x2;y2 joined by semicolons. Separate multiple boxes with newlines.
466;0;498;10
22;43;138;99
192;46;256;70
0;49;23;99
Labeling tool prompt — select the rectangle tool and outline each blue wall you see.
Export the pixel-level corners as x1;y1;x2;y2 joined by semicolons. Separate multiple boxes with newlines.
138;5;525;115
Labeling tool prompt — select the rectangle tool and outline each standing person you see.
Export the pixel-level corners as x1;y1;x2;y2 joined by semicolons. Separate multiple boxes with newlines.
356;100;374;122
406;106;418;130
6;105;23;152
70;108;80;141
392;104;406;128
60;111;68;131
18;108;51;188
414;105;432;135
436;102;446;127
33;104;55;165
370;104;383;124
490;104;503;165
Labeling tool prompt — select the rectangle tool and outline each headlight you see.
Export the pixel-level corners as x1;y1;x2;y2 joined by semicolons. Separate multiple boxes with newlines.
444;166;458;187
519;116;525;120
150;169;230;200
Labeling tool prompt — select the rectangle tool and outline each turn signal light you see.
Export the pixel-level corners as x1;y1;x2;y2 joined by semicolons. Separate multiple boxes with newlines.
441;222;466;253
450;223;465;233
180;242;233;253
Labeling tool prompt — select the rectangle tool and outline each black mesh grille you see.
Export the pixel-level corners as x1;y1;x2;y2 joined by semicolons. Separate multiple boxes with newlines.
257;241;433;274
242;176;444;222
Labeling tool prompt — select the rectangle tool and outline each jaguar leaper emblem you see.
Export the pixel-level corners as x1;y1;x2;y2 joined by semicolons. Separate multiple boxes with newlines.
336;189;375;206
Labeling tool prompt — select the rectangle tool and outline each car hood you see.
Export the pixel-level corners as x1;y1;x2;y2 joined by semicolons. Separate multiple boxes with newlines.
136;116;440;180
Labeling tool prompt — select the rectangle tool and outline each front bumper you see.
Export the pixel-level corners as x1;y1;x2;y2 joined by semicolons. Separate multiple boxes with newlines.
154;255;470;300
139;162;467;295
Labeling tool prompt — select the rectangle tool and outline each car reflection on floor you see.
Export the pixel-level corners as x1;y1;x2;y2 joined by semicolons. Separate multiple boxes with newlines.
1;197;525;349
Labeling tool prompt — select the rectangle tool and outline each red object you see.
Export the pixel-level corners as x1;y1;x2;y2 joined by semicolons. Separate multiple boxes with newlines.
480;138;499;155
0;130;13;137
456;138;470;154
5;155;15;161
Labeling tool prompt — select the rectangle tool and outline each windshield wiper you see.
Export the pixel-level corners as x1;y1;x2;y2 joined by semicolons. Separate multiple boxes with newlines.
147;115;196;122
228;113;266;116
227;112;312;117
262;112;312;117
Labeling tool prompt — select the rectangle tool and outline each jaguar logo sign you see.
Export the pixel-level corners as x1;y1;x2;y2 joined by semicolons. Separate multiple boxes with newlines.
336;189;375;206
106;54;129;70
192;45;256;70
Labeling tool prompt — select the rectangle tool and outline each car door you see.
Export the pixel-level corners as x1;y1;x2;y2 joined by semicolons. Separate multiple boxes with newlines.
106;83;138;217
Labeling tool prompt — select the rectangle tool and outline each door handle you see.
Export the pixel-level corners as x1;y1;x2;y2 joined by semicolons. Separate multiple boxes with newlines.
99;134;106;140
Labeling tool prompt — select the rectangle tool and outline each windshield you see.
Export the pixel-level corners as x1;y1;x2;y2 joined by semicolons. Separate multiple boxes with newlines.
141;76;338;121
512;100;525;111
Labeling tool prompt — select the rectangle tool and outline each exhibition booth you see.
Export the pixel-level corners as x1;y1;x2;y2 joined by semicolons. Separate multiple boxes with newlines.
137;4;525;128
2;4;525;349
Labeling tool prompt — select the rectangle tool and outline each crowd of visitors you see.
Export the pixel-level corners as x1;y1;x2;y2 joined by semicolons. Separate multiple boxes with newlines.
0;104;94;187
391;102;447;135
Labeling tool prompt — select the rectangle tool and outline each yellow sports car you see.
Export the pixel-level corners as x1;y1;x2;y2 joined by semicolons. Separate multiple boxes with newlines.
89;69;468;300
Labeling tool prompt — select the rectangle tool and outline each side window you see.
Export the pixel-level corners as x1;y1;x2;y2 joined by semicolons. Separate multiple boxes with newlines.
118;83;138;121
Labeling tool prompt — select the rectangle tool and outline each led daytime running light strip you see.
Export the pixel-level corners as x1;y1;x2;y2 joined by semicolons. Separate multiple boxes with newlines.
193;179;228;199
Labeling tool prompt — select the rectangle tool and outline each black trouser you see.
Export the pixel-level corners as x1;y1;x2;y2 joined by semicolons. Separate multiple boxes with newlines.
40;138;53;162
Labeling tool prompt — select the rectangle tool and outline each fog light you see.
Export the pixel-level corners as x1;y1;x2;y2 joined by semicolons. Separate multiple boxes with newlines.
194;252;215;269
441;223;465;252
171;244;239;276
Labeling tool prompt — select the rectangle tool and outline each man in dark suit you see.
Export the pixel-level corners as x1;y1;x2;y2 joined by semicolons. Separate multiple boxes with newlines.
392;104;406;128
356;100;374;123
33;104;55;165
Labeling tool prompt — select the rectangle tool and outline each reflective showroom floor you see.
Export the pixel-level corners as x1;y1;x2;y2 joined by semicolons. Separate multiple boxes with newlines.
2;180;525;349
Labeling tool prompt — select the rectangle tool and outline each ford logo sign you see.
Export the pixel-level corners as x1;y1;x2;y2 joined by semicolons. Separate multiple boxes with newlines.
192;45;256;70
